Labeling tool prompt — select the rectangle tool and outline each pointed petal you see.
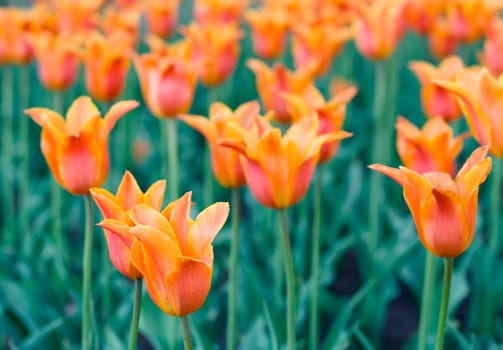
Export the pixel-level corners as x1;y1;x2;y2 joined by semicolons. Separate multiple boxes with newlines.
129;204;177;243
456;144;491;179
368;164;405;185
104;100;139;133
24;108;66;132
66;96;101;136
90;187;122;219
116;171;144;210
144;180;167;210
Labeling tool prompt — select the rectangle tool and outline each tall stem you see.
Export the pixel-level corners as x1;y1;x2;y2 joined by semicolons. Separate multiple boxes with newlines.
435;258;453;350
2;66;14;244
309;168;322;350
418;252;436;350
19;66;31;256
164;118;179;200
128;279;143;350
204;87;218;206
278;208;296;350
226;188;241;350
52;92;64;259
82;195;95;350
180;316;193;350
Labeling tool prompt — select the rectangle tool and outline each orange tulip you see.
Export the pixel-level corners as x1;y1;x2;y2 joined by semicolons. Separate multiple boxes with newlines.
180;101;258;188
395;116;466;176
404;0;445;35
194;0;247;25
25;96;139;195
443;0;490;44
30;31;81;91
134;41;197;118
81;31;132;102
409;55;464;122
247;58;316;123
99;192;230;316
369;145;492;258
53;0;102;34
284;83;357;163
144;0;180;38
182;22;243;87
90;171;166;279
427;19;460;59
0;7;37;65
101;5;141;43
219;114;352;209
245;7;289;60
434;67;503;157
477;17;503;76
350;0;408;60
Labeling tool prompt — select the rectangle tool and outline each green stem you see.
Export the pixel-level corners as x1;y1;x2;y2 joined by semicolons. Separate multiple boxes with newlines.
226;188;241;350
204;87;218;206
20;66;31;256
164;118;179;200
2;66;14;245
278;208;296;350
52;92;64;259
418;252;436;350
180;316;193;350
128;279;143;350
309;168;322;350
82;195;95;350
435;258;453;350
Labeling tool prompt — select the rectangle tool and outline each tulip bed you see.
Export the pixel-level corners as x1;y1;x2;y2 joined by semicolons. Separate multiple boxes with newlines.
2;1;503;350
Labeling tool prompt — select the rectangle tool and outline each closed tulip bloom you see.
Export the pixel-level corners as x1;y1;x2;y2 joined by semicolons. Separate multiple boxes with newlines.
81;31;132;102
90;171;166;279
434;68;503;157
370;145;492;258
100;192;230;316
409;55;464;122
395;116;466;176
144;0;180;38
134;42;197;118
180;101;258;188
220;114;352;209
25;96;139;195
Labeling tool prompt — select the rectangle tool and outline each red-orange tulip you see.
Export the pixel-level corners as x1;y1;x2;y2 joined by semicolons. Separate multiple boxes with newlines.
90;171;166;279
395;116;466;176
0;7;36;65
194;0;246;25
144;0;180;38
219;114;352;209
477;18;503;76
100;192;230;316
180;101;258;188
409;55;464;122
25;96;139;195
369;145;492;258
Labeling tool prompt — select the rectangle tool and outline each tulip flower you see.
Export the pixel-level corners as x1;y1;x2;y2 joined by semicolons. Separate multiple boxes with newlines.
53;0;102;34
100;192;229;316
134;41;197;118
349;0;408;60
245;6;289;60
247;58;317;123
182;22;243;87
90;171;166;279
0;7;36;65
443;0;491;44
219;113;352;209
404;0;445;35
434;67;503;157
81;31;133;103
101;5;141;43
194;0;247;25
30;31;81;91
395;116;466;176
369;145;492;257
426;19;460;59
180;101;258;188
477;17;503;76
144;0;180;38
409;55;464;122
284;83;357;163
25;96;139;195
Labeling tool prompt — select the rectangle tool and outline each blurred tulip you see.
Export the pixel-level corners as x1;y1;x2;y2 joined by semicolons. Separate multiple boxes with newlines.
144;0;180;38
219;114;352;209
404;0;445;35
434;67;503;157
134;40;197;117
101;5;140;43
53;0;102;33
395;116;466;176
194;0;247;25
443;0;490;44
369;145;491;257
91;171;166;279
350;0;408;60
25;96;139;195
100;192;230;316
409;55;464;122
81;31;132;102
427;19;460;59
30;31;81;91
180;101;258;188
182;22;242;87
0;7;36;65
245;7;289;60
284;83;357;163
247;58;316;123
478;17;503;76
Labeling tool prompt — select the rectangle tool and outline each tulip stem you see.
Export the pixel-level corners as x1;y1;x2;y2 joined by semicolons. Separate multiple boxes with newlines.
180;316;193;350
164;118;179;200
82;195;95;350
418;252;437;350
19;66;31;257
128;279;142;350
435;258;453;350
278;208;296;350
52;92;64;259
2;66;14;245
226;188;241;350
309;168;322;350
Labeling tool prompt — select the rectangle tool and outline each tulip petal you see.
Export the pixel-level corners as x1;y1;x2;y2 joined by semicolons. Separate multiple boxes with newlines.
98;218;135;248
90;187;123;219
144;180;167;210
24;108;66;133
456;144;490;179
66;96;101;136
116;171;144;210
368;164;405;186
104;100;139;133
130;204;178;244
164;192;192;252
179;114;215;142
